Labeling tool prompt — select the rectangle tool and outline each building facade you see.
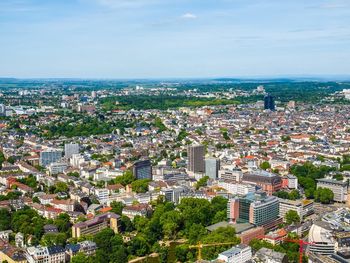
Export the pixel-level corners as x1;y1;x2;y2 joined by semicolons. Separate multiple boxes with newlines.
133;160;152;180
205;158;220;179
187;145;205;173
39;149;62;167
64;143;79;158
217;244;252;263
316;178;348;202
71;212;120;238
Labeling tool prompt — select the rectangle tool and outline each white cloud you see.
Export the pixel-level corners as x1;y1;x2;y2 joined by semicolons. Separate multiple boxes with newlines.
182;13;197;19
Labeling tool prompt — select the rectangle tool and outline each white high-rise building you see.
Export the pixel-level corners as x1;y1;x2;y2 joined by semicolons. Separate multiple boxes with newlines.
65;143;79;158
0;104;5;115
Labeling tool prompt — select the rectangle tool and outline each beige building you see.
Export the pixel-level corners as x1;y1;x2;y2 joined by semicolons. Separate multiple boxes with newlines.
72;212;120;238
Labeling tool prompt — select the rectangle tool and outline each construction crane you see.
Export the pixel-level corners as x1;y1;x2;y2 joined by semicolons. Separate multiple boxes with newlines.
189;241;238;261
283;238;314;263
260;235;314;263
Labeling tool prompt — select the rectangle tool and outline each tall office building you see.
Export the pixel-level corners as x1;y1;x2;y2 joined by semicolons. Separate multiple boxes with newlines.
133;160;152;180
227;191;280;227
0;104;5;115
65;143;79;158
264;94;275;111
205;158;220;179
187;145;205;173
40;149;62;167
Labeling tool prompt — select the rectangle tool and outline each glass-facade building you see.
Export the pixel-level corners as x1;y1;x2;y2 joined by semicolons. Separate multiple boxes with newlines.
133;160;152;180
228;191;280;226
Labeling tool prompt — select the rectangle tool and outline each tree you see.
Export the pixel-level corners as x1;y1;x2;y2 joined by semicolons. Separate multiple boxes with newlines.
54;182;69;193
260;161;271;170
188;224;207;245
71;252;88;263
0;209;11;231
285;210;300;225
40;232;67;246
120;215;134;232
131;179;150;193
288;189;301;200
128;234;151;257
110;201;124;215
196;176;209;190
314;187;334;204
114;170;134;186
54;213;71;233
0;151;5;169
201;227;240;260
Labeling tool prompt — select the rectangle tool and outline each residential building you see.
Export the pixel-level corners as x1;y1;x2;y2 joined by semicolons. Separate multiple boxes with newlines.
26;245;66;263
123;204;152;219
0;242;26;263
187;145;205;173
133;160;152;180
71;212;120;238
94;188;109;204
217;244;252;263
316;178;348;202
219;169;243;182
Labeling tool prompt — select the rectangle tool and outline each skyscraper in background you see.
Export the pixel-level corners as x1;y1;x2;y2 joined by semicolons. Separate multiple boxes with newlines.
264;94;275;111
205;158;220;179
187;145;205;173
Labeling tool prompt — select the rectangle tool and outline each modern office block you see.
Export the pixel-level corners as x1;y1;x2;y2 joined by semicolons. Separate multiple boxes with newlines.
187;145;205;173
205;158;220;179
64;143;79;158
133;160;152;180
40;149;62;167
264;94;275;111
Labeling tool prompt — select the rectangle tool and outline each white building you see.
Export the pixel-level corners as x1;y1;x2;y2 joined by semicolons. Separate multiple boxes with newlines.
279;199;314;220
219;169;243;182
26;245;66;263
308;221;335;255
218;244;252;263
218;180;256;196
94;188;109;204
286;174;298;189
316;178;348;202
70;154;86;168
48;162;67;175
64;143;79;158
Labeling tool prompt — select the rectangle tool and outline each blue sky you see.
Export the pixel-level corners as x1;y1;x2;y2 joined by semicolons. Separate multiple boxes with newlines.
1;0;350;78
